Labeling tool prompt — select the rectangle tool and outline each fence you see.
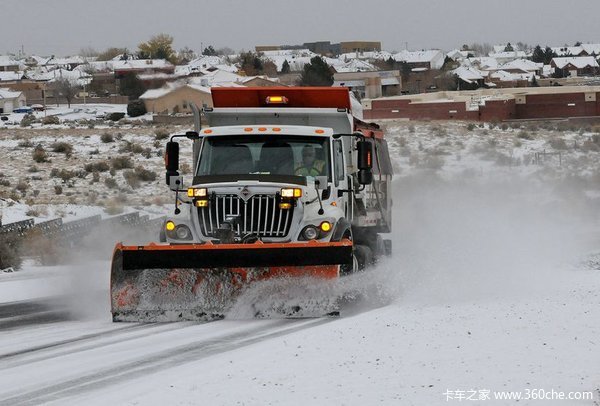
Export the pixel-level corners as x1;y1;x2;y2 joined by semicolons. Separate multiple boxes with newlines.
0;211;166;269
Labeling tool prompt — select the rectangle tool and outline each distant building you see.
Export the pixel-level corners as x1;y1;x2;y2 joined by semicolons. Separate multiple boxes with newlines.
334;70;401;99
340;41;381;54
551;56;600;77
112;59;175;79
0;56;21;72
303;41;341;56
140;83;213;114
0;88;26;113
393;50;445;70
255;46;282;52
257;40;382;57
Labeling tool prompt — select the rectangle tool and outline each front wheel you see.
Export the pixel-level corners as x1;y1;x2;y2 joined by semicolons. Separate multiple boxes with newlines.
354;244;373;271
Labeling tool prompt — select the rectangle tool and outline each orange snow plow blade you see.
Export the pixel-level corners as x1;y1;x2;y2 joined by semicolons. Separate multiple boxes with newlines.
110;240;353;322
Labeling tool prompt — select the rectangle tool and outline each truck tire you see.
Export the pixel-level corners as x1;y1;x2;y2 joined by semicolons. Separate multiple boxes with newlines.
340;253;358;276
354;244;373;271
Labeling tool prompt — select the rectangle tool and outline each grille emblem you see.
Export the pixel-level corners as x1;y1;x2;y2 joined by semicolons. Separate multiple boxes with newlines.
240;186;251;200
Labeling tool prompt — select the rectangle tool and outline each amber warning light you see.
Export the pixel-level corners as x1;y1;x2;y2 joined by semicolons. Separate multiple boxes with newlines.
265;95;289;105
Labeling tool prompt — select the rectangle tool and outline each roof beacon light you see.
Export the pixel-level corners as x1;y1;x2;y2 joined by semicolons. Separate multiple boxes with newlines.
265;95;289;105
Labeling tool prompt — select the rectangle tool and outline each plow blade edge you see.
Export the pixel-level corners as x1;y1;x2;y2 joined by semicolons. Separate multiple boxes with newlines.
110;240;353;322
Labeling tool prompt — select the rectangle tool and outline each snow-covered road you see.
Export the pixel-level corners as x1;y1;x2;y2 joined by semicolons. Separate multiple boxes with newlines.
0;262;598;406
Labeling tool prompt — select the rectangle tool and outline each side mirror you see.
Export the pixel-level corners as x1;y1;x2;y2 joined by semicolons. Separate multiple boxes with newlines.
358;169;373;185
357;140;372;170
314;176;328;190
165;141;180;185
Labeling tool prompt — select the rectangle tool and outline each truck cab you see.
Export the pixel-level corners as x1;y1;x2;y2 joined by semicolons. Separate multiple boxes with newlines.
163;87;392;269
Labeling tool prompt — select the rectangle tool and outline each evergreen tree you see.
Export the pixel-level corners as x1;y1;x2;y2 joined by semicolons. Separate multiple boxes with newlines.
281;59;291;74
299;56;334;86
202;45;217;56
531;45;545;63
238;52;264;75
120;72;146;100
504;42;514;52
543;47;557;64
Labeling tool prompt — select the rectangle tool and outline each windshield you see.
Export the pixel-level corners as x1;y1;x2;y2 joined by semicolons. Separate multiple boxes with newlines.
197;135;331;180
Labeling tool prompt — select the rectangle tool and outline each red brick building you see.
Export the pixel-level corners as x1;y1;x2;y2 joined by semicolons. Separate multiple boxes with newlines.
362;86;600;121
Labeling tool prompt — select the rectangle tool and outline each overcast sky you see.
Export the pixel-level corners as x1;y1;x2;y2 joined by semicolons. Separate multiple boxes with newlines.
2;0;600;56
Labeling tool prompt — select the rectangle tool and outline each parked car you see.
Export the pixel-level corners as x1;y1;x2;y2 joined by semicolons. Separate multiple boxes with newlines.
31;104;45;112
13;107;33;114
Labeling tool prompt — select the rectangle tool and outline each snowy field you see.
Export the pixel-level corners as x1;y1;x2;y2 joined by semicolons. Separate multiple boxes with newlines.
1;118;600;405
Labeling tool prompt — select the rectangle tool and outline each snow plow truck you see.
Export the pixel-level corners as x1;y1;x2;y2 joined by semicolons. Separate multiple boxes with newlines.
110;87;393;322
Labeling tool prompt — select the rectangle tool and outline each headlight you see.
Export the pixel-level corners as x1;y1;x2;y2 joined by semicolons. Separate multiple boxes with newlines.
187;188;207;197
319;221;332;233
174;225;192;240
281;188;302;198
302;226;318;240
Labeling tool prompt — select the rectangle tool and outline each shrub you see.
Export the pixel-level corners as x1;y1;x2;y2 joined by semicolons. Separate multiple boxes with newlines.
155;129;170;140
18;139;34;148
104;201;124;215
15;180;29;193
101;132;114;143
106;112;126;121
127;100;147;117
123;166;157;188
104;177;118;189
549;138;568;150
54;185;63;195
84;161;110;173
32;145;47;163
180;163;191;175
111;156;133;170
123;170;140;189
0;233;23;270
28;165;39;173
582;140;600;152
466;123;476;131
42;115;60;125
135;166;156;181
51;141;74;157
517;131;533;140
20;113;36;127
119;141;144;154
55;169;76;183
0;179;10;187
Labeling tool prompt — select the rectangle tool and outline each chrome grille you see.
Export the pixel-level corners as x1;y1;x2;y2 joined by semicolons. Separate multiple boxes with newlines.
198;194;294;239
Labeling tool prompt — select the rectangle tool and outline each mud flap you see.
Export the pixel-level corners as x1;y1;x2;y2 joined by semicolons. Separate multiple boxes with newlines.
110;240;353;322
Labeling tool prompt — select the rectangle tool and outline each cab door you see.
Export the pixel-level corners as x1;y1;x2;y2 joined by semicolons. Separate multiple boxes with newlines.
332;139;349;217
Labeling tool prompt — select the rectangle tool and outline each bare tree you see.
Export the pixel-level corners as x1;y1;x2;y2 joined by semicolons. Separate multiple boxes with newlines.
79;47;99;58
469;42;493;57
55;78;79;108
